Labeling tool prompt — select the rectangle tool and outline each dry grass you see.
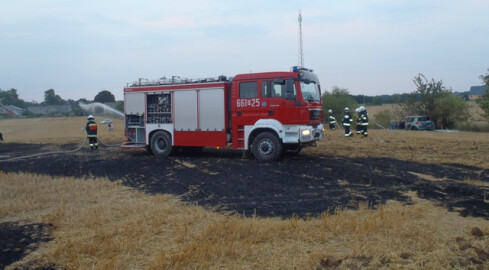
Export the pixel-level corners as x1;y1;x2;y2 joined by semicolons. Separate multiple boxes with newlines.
309;128;489;169
0;116;125;144
365;102;489;131
1;172;488;269
1;117;489;269
365;101;485;121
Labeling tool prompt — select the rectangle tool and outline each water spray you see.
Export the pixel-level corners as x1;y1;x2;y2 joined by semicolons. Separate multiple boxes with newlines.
79;102;124;119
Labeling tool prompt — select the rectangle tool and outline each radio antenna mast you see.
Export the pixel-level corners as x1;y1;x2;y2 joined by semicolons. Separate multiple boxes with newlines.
298;10;304;68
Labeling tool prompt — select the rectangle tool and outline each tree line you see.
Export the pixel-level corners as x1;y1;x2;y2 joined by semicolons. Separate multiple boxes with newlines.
0;89;123;116
323;69;489;130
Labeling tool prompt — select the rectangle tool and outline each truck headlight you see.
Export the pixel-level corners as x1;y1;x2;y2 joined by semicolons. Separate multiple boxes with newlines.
301;129;311;137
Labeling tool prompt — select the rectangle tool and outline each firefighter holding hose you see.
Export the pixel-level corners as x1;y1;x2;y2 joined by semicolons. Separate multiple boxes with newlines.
328;109;336;130
359;106;369;137
355;107;362;136
342;107;353;137
85;115;98;150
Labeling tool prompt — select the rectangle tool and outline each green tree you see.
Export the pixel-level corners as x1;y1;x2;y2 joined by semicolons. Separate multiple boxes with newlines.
476;69;489;122
434;93;469;129
371;96;383;105
0;88;26;108
114;100;124;113
43;89;66;105
373;109;392;129
94;90;116;103
390;94;402;104
322;86;358;124
400;74;449;127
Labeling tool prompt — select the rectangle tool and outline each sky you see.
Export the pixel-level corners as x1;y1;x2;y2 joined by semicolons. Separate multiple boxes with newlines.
1;0;488;102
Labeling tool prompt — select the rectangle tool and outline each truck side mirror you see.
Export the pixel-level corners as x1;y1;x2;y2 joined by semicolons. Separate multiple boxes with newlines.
285;80;295;100
273;79;285;85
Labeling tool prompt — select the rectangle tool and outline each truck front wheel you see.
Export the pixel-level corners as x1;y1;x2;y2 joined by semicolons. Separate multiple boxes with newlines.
251;132;282;162
150;131;172;157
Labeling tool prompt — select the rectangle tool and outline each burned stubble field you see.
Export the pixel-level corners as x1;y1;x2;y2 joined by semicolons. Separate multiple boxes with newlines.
1;142;489;219
1;117;489;269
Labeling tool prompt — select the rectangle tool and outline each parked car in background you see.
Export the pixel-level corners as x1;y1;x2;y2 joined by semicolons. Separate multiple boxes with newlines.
401;115;435;130
390;115;435;131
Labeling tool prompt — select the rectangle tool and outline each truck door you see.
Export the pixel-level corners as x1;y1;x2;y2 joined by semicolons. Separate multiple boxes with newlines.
234;80;267;125
232;80;267;148
260;79;303;125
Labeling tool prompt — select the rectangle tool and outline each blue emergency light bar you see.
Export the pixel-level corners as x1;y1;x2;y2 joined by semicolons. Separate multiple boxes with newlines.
291;66;314;73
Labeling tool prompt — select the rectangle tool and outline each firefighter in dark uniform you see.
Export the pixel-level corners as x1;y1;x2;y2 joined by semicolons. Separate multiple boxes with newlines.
328;109;336;130
359;106;369;137
342;107;353;137
355;107;362;136
85;115;98;150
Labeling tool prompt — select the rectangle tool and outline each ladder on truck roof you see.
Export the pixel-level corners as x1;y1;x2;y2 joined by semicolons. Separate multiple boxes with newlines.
130;75;228;87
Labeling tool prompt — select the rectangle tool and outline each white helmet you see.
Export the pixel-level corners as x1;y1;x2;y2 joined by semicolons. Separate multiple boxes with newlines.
87;114;94;120
328;109;332;113
360;106;366;112
344;107;349;111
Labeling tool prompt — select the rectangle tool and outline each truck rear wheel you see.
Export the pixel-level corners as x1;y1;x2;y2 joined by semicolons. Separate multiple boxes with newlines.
251;131;282;162
150;131;172;157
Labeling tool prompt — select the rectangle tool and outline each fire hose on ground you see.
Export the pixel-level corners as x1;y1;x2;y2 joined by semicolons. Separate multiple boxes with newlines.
0;137;122;162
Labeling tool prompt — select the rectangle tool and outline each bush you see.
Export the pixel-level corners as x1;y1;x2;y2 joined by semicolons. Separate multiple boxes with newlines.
373;109;392;129
455;122;489;132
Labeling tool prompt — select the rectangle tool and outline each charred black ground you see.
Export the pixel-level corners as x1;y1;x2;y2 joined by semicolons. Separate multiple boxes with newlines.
0;222;52;270
1;142;488;218
1;142;489;268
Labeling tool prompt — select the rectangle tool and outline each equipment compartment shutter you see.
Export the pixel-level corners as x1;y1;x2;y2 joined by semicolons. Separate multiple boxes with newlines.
199;88;225;131
124;92;145;115
174;90;198;131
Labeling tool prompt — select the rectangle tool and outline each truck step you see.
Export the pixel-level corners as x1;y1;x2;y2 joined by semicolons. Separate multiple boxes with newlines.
120;143;146;149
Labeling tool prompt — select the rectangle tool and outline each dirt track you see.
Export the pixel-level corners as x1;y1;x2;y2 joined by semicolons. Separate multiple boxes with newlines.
1;143;488;219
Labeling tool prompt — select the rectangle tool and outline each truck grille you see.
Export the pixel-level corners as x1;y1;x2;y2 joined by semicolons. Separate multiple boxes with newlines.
309;110;321;121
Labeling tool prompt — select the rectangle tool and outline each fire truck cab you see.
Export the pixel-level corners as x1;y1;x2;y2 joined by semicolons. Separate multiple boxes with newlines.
123;66;324;162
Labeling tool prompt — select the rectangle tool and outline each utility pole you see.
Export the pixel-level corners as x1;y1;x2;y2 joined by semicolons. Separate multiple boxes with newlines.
298;10;304;68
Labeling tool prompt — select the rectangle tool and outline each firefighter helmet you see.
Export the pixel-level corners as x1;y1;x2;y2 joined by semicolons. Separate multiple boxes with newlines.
328;109;332;113
87;115;94;120
344;107;349;111
360;106;366;112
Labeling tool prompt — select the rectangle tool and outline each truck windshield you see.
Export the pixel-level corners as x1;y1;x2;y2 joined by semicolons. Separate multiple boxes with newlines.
300;80;320;102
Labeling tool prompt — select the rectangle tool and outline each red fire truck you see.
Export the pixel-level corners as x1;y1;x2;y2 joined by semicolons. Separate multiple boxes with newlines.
123;66;324;162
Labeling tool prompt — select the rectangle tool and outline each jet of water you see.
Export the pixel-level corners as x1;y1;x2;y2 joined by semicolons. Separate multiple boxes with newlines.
79;102;124;119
